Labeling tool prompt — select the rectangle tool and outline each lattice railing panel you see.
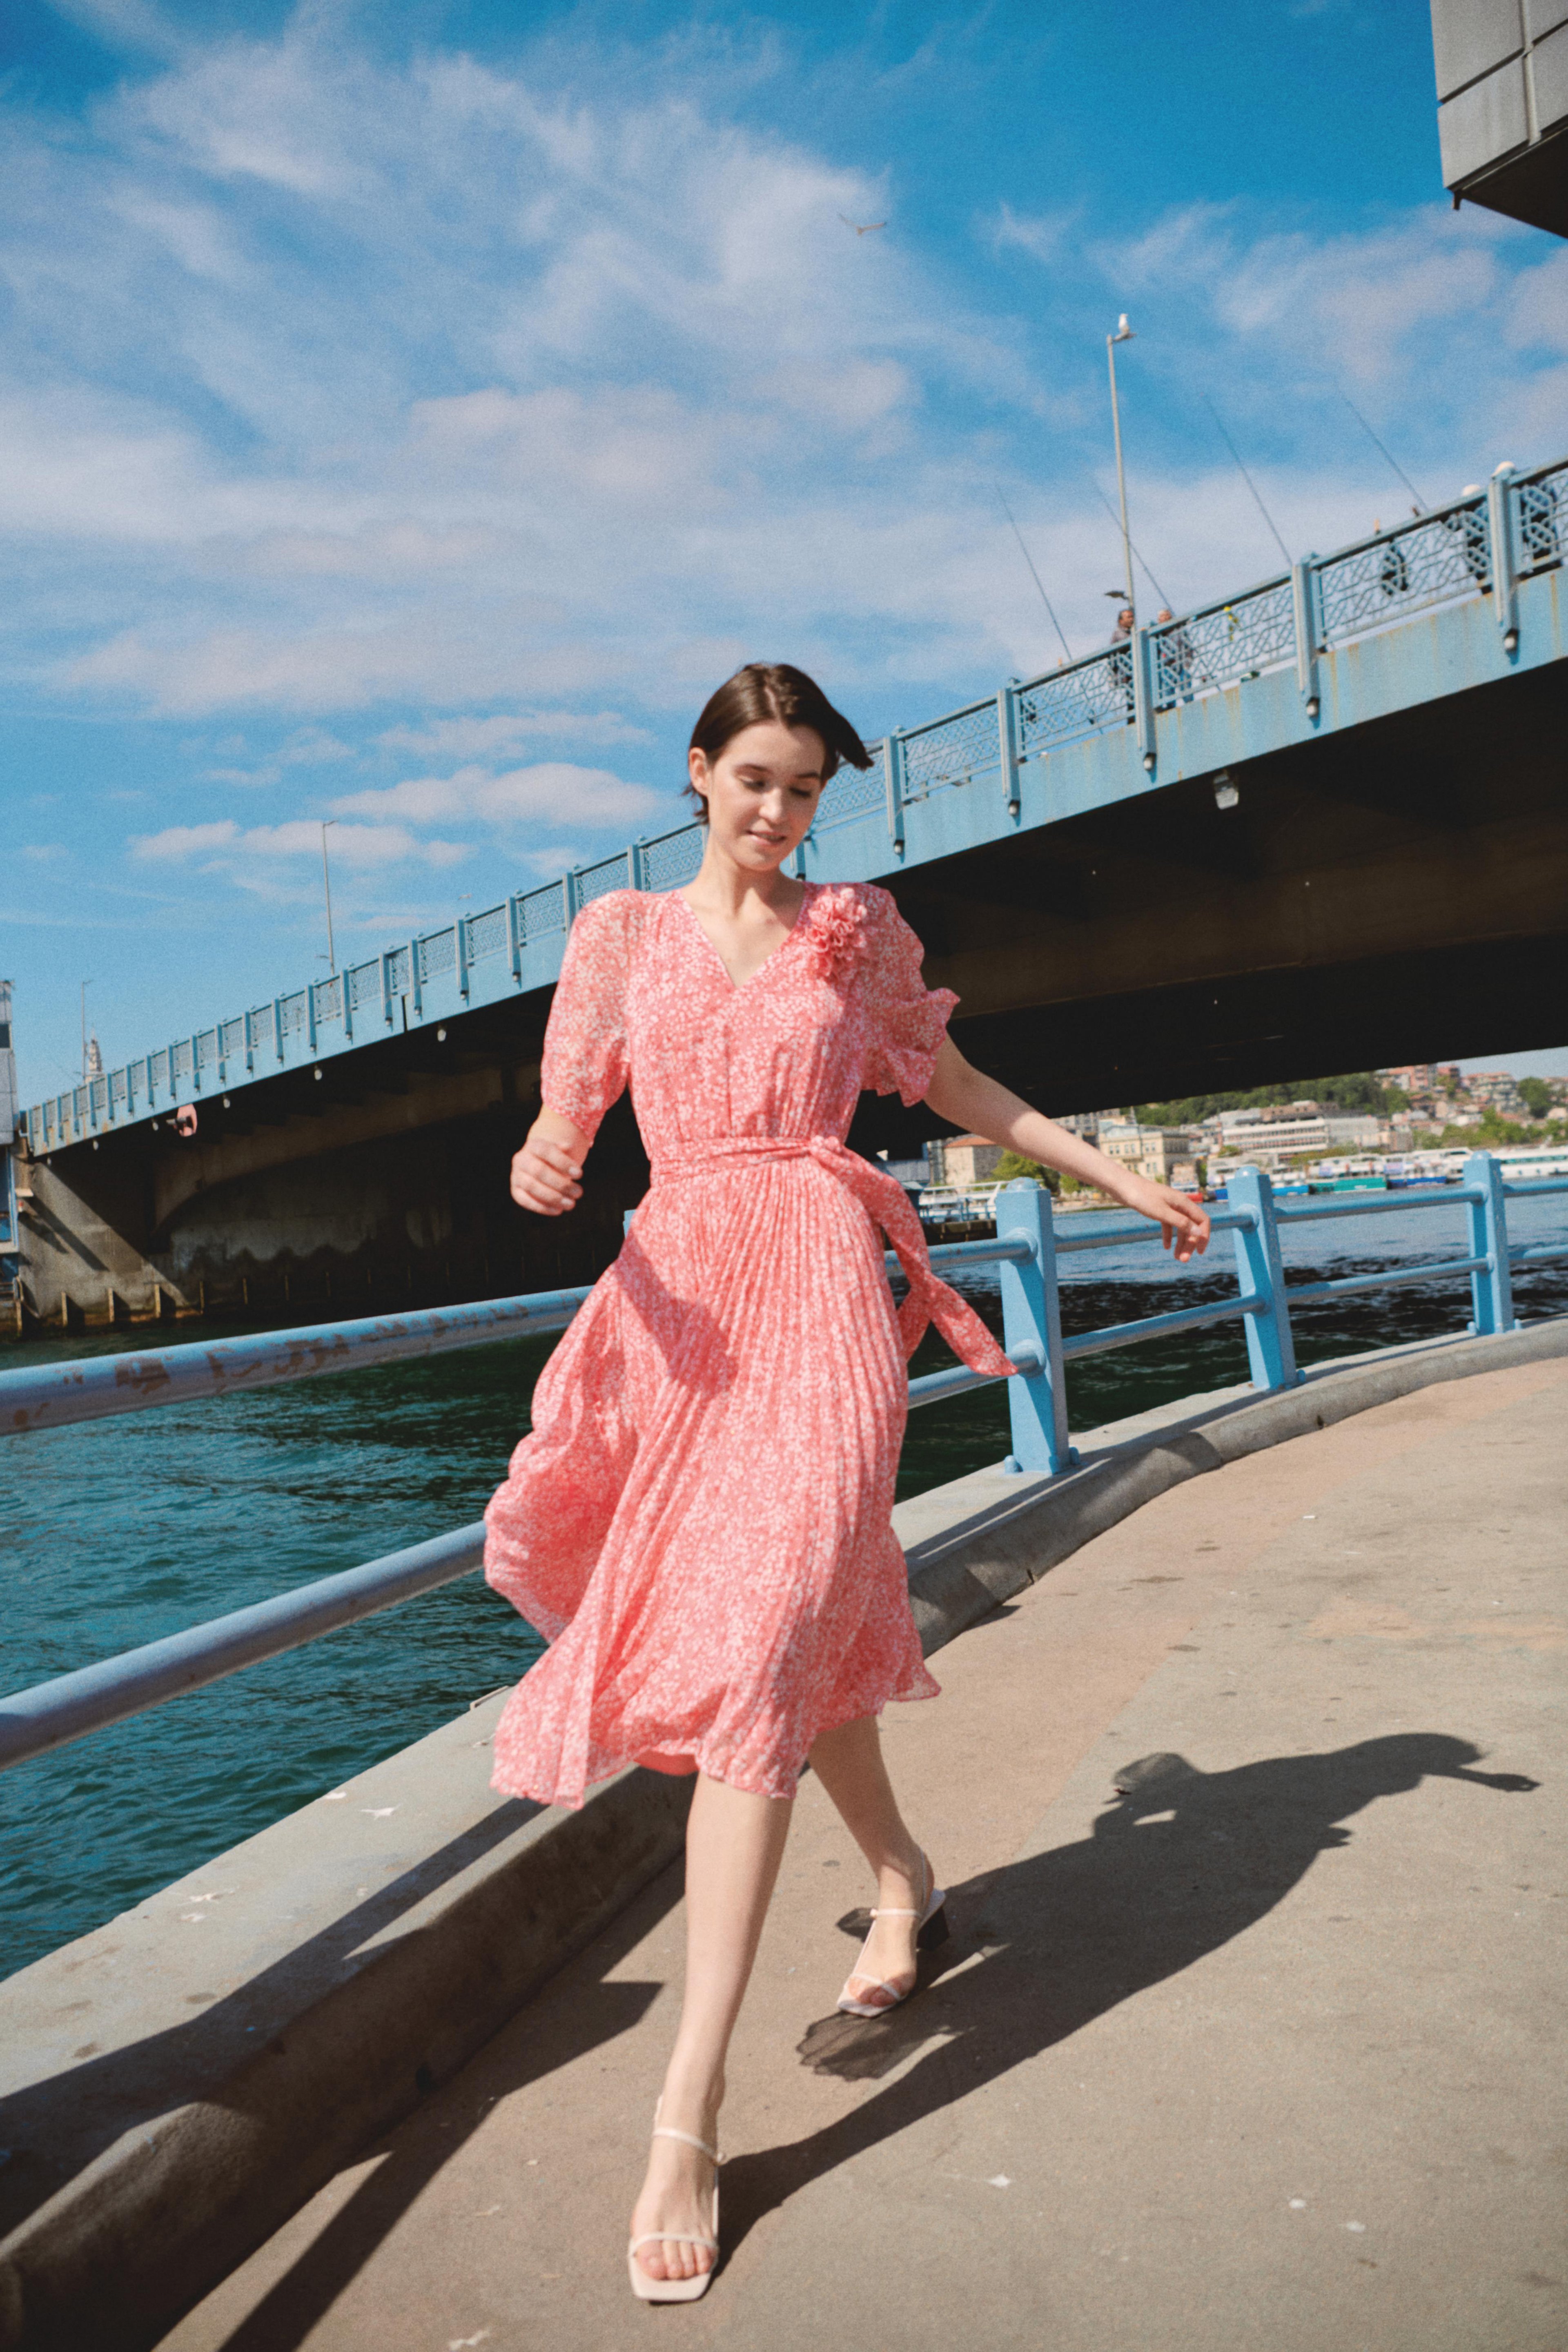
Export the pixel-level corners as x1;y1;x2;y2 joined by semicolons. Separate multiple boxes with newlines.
642;827;704;892
1519;464;1566;573
347;960;382;1012
815;749;885;831
466;906;508;964
417;929;456;984
249;1004;275;1051
518;884;566;943
89;1077;107;1119
151;1049;169;1092
902;704;998;800
1153;580;1294;704
279;993;307;1038
220;1018;246;1060
1318;503;1488;643
314;976;344;1025
1016;655;1128;759
385;947;411;996
579;853;632;904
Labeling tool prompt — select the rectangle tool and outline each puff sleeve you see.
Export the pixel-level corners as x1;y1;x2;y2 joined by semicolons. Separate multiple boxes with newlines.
539;893;635;1141
858;886;958;1105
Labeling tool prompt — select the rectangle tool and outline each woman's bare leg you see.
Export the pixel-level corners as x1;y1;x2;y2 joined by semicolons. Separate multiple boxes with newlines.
630;1772;793;2283
808;1714;932;2009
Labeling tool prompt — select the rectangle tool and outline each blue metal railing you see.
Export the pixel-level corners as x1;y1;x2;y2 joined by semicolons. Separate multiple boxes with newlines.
2;1153;1566;1771
22;452;1566;1158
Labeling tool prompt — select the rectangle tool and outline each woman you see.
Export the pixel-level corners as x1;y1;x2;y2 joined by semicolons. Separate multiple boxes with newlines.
483;663;1209;2302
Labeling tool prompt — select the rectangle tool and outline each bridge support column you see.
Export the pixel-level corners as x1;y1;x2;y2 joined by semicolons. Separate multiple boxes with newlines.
996;1180;1071;1475
1226;1167;1300;1392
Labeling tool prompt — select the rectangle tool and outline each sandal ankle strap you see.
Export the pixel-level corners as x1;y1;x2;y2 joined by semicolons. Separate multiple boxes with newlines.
652;2124;724;2165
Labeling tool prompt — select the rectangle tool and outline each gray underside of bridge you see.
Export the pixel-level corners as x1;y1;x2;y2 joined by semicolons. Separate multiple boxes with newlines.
16;641;1567;1326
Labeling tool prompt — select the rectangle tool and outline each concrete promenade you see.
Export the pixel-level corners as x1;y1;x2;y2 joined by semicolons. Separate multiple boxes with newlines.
163;1359;1568;2352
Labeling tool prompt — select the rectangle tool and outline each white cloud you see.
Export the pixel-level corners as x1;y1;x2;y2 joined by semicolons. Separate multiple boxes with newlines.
332;762;662;831
2;13;1560;755
131;817;466;870
376;709;650;760
203;725;356;786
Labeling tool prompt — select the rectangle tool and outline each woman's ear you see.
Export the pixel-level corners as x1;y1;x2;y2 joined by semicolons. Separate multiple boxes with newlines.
687;746;710;807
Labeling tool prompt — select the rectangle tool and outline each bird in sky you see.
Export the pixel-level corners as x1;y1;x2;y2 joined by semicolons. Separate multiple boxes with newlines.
838;214;887;234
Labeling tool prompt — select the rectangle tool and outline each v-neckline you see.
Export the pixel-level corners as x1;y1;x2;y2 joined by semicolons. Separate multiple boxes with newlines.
673;884;814;993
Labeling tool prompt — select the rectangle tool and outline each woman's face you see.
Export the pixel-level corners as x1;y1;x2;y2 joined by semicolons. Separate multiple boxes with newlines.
688;720;827;873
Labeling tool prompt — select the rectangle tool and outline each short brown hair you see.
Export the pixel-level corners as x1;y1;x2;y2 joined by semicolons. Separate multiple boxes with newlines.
686;663;871;819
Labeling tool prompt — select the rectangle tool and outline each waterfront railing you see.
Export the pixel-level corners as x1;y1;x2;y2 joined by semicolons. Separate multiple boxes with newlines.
2;1153;1565;1772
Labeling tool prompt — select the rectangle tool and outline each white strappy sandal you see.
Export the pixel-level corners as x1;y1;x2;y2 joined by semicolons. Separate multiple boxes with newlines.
836;1851;949;2018
628;2106;724;2304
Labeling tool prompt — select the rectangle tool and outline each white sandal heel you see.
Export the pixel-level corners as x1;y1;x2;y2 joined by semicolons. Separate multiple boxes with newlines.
836;1851;949;2018
628;2111;724;2303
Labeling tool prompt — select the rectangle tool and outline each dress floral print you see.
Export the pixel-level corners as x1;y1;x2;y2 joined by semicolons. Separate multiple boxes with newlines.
482;882;1013;1809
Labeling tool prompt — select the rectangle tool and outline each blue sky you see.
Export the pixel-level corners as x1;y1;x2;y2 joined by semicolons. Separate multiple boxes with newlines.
4;0;1566;1102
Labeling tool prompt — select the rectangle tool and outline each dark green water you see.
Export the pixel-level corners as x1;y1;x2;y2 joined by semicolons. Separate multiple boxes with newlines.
4;1192;1566;1980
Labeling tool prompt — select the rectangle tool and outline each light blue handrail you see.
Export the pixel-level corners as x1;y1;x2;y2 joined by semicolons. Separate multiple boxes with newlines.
3;1151;1565;1772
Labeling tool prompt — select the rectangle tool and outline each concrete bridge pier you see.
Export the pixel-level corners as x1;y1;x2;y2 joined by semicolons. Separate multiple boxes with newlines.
13;1071;651;1334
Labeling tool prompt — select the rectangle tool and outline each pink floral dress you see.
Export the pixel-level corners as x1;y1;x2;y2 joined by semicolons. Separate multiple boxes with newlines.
482;881;1012;1809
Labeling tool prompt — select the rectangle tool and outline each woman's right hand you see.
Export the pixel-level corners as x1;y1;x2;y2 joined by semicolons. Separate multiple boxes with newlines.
509;1116;588;1216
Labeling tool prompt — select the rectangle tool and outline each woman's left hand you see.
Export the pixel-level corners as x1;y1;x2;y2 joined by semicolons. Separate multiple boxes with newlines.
1120;1176;1211;1262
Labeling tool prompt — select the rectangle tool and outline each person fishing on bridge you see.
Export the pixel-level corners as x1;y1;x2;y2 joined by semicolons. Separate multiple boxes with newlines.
481;661;1210;2303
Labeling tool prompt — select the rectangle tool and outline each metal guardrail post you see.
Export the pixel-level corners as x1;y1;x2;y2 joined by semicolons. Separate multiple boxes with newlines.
1292;555;1321;715
885;735;906;852
1463;1151;1516;1335
457;919;470;1002
507;897;524;982
996;1181;1071;1474
997;687;1021;818
1131;628;1156;772
1225;1167;1300;1390
1488;464;1518;647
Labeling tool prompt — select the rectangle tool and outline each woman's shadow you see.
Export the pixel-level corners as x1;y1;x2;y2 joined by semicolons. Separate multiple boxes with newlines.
720;1733;1538;2253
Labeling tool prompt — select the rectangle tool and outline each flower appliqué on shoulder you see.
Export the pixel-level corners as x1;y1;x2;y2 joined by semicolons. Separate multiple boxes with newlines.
801;884;870;985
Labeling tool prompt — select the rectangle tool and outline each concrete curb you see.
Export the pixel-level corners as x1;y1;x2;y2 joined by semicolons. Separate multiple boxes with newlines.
902;1318;1568;1651
2;1317;1564;2349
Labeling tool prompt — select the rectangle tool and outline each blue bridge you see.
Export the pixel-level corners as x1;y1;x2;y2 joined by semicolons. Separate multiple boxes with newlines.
11;454;1568;1330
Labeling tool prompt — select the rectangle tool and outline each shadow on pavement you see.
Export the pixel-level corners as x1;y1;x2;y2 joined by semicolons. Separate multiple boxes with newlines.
719;1733;1538;2258
196;1866;682;2352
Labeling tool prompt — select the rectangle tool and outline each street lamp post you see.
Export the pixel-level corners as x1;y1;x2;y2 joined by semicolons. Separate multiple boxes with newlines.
320;821;338;976
1107;313;1137;619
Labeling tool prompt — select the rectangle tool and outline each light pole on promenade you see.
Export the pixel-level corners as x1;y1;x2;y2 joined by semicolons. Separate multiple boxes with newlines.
320;821;338;976
1107;313;1137;619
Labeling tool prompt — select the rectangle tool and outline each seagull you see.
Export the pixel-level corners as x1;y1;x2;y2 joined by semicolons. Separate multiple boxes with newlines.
839;214;887;234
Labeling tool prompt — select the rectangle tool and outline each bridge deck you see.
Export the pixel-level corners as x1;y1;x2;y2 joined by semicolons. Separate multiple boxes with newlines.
162;1357;1568;2352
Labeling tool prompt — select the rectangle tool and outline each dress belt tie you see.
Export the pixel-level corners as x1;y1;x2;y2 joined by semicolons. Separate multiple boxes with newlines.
648;1135;1016;1381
